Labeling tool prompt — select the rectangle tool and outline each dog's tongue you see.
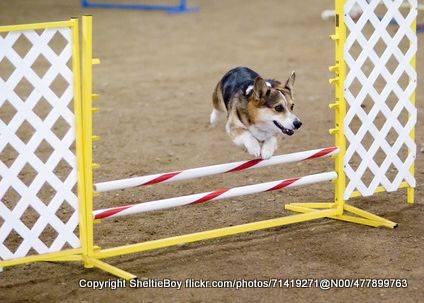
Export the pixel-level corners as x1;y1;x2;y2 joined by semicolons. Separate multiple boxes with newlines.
273;120;294;136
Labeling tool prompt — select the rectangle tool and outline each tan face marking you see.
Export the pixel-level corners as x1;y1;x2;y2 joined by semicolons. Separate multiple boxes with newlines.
247;77;300;135
248;87;294;122
275;88;294;113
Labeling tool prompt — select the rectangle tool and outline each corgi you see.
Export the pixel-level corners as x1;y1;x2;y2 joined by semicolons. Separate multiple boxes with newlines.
210;67;301;159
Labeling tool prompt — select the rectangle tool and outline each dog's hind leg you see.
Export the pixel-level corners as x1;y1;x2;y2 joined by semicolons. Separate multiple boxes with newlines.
210;82;226;127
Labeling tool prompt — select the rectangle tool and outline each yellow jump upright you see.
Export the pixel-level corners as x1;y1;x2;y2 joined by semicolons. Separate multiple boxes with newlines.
285;0;415;229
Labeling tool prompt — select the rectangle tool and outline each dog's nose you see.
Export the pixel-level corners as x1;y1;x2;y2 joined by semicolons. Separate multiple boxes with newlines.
293;119;302;130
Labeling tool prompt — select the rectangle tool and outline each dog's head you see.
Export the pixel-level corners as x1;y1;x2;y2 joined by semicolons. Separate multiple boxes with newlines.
247;72;301;136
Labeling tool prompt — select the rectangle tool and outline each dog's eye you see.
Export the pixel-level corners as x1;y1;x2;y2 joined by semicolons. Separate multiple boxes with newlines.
274;105;284;112
290;104;294;111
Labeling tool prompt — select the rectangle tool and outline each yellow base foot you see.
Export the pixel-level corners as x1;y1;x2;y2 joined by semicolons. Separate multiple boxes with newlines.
285;202;397;228
88;258;137;280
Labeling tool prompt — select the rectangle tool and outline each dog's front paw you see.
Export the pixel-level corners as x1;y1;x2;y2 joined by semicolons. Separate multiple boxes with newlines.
245;139;261;158
261;146;274;159
261;138;277;159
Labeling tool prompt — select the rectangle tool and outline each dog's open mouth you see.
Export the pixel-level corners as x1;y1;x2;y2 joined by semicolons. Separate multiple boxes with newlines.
273;121;294;136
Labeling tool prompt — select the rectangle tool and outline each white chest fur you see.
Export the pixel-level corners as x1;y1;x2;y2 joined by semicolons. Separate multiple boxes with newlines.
248;125;274;142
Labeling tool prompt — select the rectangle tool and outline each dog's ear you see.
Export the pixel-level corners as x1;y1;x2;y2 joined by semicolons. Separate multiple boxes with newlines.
252;77;269;102
285;71;296;91
267;79;282;89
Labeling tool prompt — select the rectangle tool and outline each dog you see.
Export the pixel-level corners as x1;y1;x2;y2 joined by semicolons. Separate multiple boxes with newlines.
210;67;302;159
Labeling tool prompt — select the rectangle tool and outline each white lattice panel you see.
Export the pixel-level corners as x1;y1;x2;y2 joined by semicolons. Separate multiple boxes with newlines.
0;27;80;260
343;0;417;199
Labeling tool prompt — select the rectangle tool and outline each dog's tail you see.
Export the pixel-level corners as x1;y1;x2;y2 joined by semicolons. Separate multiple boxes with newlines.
210;82;226;127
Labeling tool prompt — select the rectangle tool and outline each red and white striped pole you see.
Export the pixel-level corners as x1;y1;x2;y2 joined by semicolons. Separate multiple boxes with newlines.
93;171;337;220
94;147;338;192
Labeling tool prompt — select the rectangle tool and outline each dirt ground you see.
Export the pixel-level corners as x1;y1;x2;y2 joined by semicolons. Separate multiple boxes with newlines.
1;0;424;302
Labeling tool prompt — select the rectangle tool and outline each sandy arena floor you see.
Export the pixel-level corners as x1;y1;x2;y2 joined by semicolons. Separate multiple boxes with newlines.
0;0;423;302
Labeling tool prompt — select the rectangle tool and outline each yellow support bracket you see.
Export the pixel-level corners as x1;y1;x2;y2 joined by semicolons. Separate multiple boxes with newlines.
329;77;340;85
329;103;339;109
92;58;101;65
329;128;339;135
92;135;101;141
92;107;100;113
330;34;339;40
92;93;100;100
92;163;101;169
329;65;339;72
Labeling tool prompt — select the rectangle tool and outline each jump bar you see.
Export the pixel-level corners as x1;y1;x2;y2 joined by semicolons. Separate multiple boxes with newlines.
93;171;337;220
94;147;339;192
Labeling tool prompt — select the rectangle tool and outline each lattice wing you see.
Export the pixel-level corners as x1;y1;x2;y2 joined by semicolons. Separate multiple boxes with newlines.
343;0;417;200
0;27;80;260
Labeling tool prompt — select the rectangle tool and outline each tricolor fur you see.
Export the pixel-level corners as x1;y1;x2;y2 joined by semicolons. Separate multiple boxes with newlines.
211;67;302;159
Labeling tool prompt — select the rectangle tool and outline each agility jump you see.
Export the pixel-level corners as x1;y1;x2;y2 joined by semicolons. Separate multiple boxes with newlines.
0;0;418;279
